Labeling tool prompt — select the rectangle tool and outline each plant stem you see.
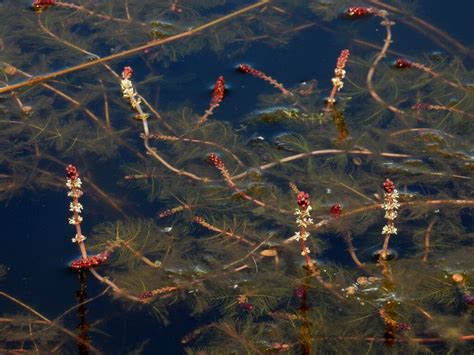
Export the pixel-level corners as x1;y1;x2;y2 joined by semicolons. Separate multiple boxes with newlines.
366;15;405;114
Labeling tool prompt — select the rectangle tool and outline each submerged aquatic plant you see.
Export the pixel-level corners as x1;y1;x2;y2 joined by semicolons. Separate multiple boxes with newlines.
66;164;109;270
199;75;226;124
380;178;399;260
238;64;292;96
0;0;473;353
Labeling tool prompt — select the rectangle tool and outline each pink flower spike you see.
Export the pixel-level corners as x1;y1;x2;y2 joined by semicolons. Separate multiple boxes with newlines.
395;58;413;69
122;66;133;80
70;252;109;270
336;50;350;70
210;76;225;107
345;7;376;18
330;203;342;218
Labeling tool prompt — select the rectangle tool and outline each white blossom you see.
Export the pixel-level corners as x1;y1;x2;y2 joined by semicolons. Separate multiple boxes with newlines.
382;225;397;235
69;202;83;213
68;216;83;225
384;210;398;220
301;247;310;256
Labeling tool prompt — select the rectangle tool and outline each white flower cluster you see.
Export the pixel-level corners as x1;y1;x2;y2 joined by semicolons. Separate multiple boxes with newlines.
69;201;83;213
293;205;314;242
381;189;399;236
121;78;141;109
66;177;82;189
332;68;346;91
383;189;400;216
331;77;344;91
69;215;83;225
72;234;87;244
295;205;314;228
67;176;85;236
293;230;310;242
382;224;397;235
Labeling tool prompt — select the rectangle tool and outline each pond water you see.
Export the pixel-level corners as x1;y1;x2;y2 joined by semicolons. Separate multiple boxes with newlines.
0;0;473;353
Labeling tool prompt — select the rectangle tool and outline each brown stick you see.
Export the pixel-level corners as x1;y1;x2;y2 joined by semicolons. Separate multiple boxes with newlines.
84;176;127;217
124;0;132;22
194;216;257;246
110;240;161;269
0;0;271;94
88;268;142;302
283;199;474;244
232;149;411;180
149;134;245;167
143;136;210;182
343;232;367;271
366;15;405;114
3;62;146;161
37;16;120;80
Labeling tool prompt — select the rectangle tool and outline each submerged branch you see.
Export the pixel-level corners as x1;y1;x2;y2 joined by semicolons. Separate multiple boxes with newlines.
0;0;271;94
0;290;100;353
366;14;405;115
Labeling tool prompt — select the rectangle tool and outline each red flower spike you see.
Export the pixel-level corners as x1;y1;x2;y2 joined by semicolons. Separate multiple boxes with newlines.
395;59;412;69
238;64;291;96
336;50;350;70
330;203;342;218
296;191;310;209
383;179;396;193
239;64;261;77
66;164;79;180
208;153;224;169
70;252;109;270
122;66;133;80
345;7;376;17
32;0;56;11
210;76;225;107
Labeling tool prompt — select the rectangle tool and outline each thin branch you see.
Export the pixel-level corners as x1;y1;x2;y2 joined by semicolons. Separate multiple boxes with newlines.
366;14;405;114
343;232;367;271
232;149;411;180
223;234;274;269
0;0;271;94
422;218;437;263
